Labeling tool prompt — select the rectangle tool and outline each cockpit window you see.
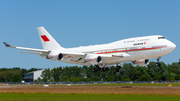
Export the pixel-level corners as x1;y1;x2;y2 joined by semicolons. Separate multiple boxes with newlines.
158;37;165;39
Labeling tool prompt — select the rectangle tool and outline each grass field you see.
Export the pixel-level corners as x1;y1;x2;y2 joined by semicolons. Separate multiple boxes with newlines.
0;83;180;101
0;93;180;101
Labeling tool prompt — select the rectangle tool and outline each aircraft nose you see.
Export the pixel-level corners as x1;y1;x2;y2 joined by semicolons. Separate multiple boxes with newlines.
168;41;176;51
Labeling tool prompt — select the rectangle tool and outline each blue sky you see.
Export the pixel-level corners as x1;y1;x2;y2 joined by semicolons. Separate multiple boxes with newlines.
0;0;180;69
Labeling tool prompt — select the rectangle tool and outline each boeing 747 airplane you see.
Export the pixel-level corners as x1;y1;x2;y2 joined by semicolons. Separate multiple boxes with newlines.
3;27;176;72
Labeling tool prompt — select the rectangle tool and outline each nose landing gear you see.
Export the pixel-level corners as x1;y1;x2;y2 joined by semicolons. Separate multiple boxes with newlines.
156;57;161;67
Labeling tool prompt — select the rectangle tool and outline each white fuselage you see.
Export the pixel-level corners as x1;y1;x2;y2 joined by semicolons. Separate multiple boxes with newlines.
4;27;176;67
49;35;176;66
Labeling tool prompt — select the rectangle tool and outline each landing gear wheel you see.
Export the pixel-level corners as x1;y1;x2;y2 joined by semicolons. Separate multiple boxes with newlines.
156;62;161;67
114;63;121;73
114;68;119;72
92;68;95;72
117;66;121;69
156;57;161;67
101;67;109;72
100;68;104;72
105;67;109;71
92;65;100;72
92;68;97;72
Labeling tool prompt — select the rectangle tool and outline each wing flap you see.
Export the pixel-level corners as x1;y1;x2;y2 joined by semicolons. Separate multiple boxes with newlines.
62;52;86;59
19;51;42;55
112;53;130;57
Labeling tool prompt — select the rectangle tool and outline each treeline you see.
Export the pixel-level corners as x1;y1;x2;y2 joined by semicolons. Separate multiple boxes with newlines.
0;61;180;82
40;61;180;82
0;68;41;82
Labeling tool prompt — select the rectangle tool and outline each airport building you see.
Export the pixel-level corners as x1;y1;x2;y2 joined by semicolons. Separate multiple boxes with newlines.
23;70;43;82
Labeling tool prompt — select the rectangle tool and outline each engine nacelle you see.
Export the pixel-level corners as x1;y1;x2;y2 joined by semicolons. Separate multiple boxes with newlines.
85;55;102;64
46;53;64;61
57;53;64;60
133;59;149;66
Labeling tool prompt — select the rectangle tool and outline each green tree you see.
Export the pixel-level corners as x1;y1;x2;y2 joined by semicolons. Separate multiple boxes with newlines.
61;75;69;82
28;68;39;72
124;78;130;81
63;67;71;78
11;74;22;82
119;63;133;81
50;78;54;82
170;63;180;74
91;76;100;81
175;75;180;80
113;74;119;81
12;67;21;70
104;76;113;81
51;67;63;81
37;77;42;82
130;66;146;81
161;71;169;81
2;60;180;83
140;74;150;81
41;68;51;81
43;77;47;82
170;77;175;81
0;68;39;82
70;77;80;82
20;68;28;78
148;62;167;81
86;78;91;82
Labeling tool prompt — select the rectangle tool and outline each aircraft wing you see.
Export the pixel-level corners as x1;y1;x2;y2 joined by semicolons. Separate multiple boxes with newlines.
59;52;130;66
4;42;131;65
3;42;49;53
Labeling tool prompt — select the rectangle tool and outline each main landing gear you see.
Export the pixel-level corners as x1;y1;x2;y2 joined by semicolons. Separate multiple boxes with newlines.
114;64;121;72
156;57;161;67
92;63;122;72
92;65;109;72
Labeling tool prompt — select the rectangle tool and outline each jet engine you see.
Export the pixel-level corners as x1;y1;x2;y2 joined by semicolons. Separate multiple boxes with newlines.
85;54;102;64
46;53;64;61
133;59;149;66
57;53;64;60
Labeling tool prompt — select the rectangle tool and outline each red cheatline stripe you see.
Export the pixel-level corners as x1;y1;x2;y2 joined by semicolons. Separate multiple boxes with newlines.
41;35;50;42
96;47;166;54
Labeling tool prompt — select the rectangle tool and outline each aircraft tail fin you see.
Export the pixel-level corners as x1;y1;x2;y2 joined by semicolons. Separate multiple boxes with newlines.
37;27;64;50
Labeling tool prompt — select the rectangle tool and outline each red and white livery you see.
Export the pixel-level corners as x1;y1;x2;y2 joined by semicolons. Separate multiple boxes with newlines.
3;27;176;72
